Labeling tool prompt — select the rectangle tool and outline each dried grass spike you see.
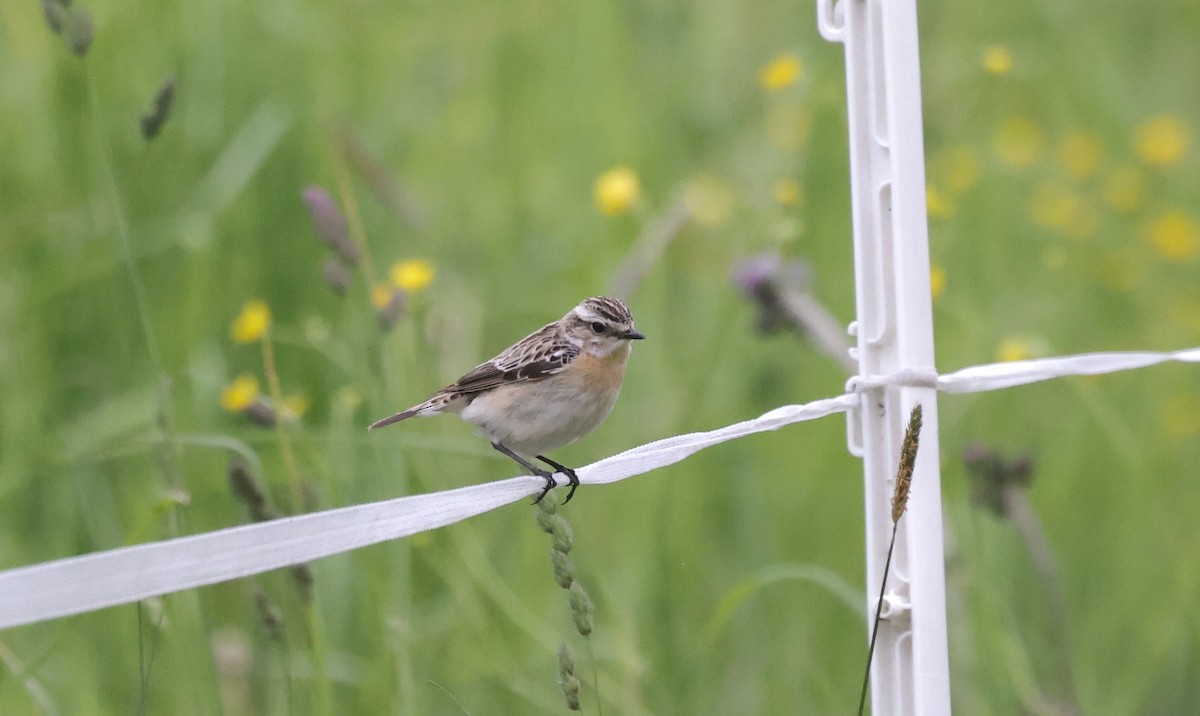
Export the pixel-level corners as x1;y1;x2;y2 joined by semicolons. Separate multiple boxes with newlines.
242;400;277;427
302;186;359;265
321;257;351;296
373;286;406;331
557;642;581;711
567;582;594;636
140;75;176;140
43;0;67;35
254;589;284;641
228;458;278;522
550;548;575;589
292;563;314;600
337;126;426;227
65;7;93;57
891;404;922;524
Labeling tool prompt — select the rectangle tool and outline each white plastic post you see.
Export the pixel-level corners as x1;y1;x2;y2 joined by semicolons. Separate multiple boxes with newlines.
818;0;952;713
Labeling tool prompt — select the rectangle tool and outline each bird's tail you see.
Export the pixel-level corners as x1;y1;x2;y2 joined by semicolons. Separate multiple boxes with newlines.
367;393;453;431
367;408;420;430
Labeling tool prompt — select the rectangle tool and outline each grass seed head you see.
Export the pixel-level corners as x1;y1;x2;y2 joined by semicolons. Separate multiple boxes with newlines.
891;404;923;524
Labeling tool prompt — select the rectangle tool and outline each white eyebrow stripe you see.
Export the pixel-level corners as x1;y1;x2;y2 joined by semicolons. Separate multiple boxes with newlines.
573;306;604;323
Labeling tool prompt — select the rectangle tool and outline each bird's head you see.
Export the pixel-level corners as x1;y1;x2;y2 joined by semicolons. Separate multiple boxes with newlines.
562;296;645;356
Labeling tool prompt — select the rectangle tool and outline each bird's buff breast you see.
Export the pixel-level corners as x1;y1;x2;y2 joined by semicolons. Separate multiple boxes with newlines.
459;347;630;457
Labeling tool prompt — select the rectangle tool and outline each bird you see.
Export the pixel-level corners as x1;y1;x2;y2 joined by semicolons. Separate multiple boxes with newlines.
368;296;645;504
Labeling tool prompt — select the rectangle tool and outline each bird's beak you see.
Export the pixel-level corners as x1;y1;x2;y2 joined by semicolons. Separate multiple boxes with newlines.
622;329;646;340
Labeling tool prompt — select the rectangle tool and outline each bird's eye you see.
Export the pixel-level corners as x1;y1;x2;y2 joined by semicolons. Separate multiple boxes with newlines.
590;321;606;334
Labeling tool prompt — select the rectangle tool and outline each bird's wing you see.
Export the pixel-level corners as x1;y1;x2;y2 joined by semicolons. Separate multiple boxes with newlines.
449;324;579;396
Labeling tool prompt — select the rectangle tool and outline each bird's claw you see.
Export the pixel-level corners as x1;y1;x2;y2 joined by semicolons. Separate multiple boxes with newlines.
532;471;556;504
529;466;580;505
530;455;580;505
558;467;579;505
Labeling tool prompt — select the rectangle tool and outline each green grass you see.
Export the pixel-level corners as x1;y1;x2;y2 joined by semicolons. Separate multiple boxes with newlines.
2;0;1200;713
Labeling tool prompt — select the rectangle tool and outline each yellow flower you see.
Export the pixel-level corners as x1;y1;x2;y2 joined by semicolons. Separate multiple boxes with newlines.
996;336;1035;362
773;178;804;206
1143;210;1200;261
926;185;956;218
1103;165;1145;212
370;283;396;311
929;264;946;300
981;45;1013;76
759;53;804;91
231;299;271;343
992;116;1044;169
220;374;260;412
594;167;640;216
390;259;436;293
1134;114;1190;166
1055;130;1105;180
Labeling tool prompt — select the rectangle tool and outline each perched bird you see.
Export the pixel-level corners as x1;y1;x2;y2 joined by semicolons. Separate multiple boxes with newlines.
369;296;644;503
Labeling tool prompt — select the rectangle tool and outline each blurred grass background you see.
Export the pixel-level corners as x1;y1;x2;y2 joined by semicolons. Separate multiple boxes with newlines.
2;0;1199;713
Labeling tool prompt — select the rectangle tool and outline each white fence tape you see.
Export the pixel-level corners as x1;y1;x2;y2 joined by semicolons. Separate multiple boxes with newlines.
937;347;1200;393
0;396;856;629
0;348;1196;630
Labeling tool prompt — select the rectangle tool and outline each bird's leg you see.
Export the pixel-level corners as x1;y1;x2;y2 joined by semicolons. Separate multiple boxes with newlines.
491;442;557;503
535;455;579;505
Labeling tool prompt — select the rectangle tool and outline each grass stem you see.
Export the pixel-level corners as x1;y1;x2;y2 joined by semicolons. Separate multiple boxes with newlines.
260;331;305;511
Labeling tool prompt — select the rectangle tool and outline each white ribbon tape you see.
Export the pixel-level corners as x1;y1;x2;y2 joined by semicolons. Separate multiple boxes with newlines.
0;395;856;629
936;347;1200;393
2;348;1195;630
